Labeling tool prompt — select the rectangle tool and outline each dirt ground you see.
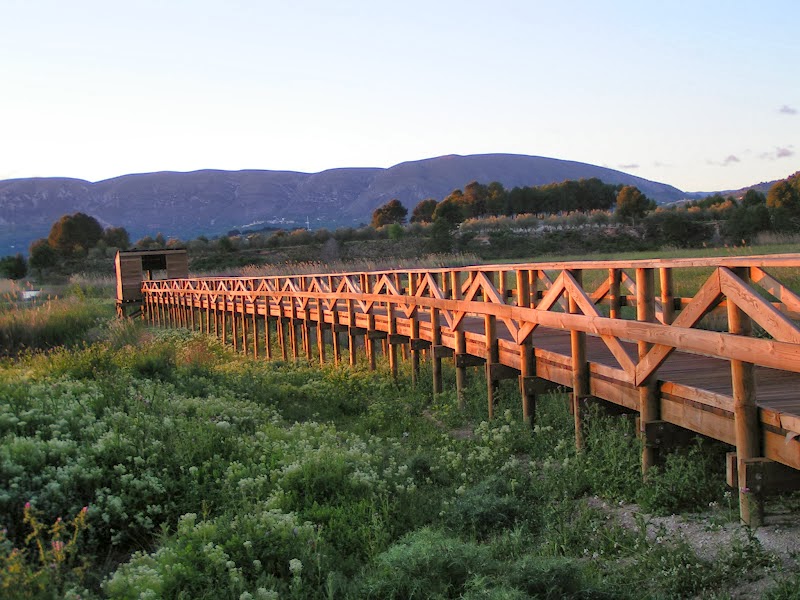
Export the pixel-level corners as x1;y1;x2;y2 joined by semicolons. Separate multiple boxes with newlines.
588;496;800;598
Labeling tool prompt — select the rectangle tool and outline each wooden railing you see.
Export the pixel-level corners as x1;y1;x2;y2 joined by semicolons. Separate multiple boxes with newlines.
139;255;800;525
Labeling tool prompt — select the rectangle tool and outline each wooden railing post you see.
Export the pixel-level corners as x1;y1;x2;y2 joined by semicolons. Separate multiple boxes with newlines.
221;295;228;346
409;272;421;385
609;268;621;319
517;268;535;426
431;295;443;396
485;311;499;420
452;270;468;410
659;267;675;325
727;267;763;526
568;269;588;449
637;267;659;474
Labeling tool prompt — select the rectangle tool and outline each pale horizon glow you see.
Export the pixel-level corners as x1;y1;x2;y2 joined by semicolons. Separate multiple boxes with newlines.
1;1;798;192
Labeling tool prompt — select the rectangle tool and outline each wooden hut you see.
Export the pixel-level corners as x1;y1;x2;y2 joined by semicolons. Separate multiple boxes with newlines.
115;249;188;317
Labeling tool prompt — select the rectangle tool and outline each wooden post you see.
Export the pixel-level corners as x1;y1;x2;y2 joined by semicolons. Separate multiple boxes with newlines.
231;296;239;352
609;268;621;319
241;298;248;356
727;267;763;526
331;306;341;366
366;315;376;371
659;267;675;325
637;267;659;474
387;297;398;379
431;303;443;395
251;303;259;359
485;313;498;420
569;269;588;450
517;268;535;425
347;298;357;367
409;272;421;386
221;296;227;346
213;298;219;339
277;315;287;361
317;319;326;365
303;319;313;361
452;270;468;409
265;314;273;360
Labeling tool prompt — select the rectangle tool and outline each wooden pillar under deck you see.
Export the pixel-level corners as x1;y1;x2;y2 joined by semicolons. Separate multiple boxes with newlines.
727;267;763;526
637;267;659;474
517;268;535;425
452;271;467;409
409;273;421;386
277;314;288;361
485;312;499;420
221;297;228;346
265;314;273;360
431;302;443;395
569;269;588;450
331;306;342;366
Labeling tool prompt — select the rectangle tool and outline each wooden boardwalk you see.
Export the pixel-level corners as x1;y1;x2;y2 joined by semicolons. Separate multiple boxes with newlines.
129;255;800;524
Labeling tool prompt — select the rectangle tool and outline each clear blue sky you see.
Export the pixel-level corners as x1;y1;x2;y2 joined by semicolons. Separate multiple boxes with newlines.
1;1;798;192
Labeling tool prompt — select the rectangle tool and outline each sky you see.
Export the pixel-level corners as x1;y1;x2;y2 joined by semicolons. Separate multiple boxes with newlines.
1;1;798;192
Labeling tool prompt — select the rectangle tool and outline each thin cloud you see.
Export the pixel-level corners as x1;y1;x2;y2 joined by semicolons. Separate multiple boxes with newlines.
723;155;740;166
760;146;795;160
618;163;639;170
779;105;798;115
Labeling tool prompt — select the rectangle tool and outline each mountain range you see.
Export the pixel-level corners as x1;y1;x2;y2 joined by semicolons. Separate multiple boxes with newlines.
0;153;748;255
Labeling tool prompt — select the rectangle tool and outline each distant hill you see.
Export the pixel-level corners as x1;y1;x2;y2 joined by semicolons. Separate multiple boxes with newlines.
0;153;698;255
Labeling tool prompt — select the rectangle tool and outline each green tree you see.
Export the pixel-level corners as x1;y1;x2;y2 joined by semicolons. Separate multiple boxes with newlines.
0;253;27;280
742;189;766;207
427;218;455;253
47;213;104;256
103;226;131;250
615;186;655;221
767;174;800;231
371;199;408;228
28;238;58;275
432;197;466;226
410;199;438;223
767;173;800;211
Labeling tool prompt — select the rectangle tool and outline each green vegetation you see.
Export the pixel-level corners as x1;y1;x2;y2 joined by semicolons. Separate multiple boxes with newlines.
0;294;794;598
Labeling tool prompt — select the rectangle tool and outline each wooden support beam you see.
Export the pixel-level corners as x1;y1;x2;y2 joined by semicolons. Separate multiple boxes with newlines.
727;454;800;496
432;345;454;359
455;353;485;368
727;267;763;526
265;316;273;360
644;420;697;453
317;319;326;365
485;313;499;420
349;326;368;336
520;376;561;396
432;306;443;395
517;268;535;425
388;334;409;345
452;270;468;410
637;267;659;473
569;269;588;449
408;271;421;386
488;363;519;381
366;314;376;371
411;339;431;351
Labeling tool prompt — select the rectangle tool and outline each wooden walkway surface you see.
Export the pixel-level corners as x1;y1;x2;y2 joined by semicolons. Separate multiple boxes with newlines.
130;255;800;524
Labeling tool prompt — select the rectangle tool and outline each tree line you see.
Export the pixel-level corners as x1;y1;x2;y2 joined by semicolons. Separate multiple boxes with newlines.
0;213;132;280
